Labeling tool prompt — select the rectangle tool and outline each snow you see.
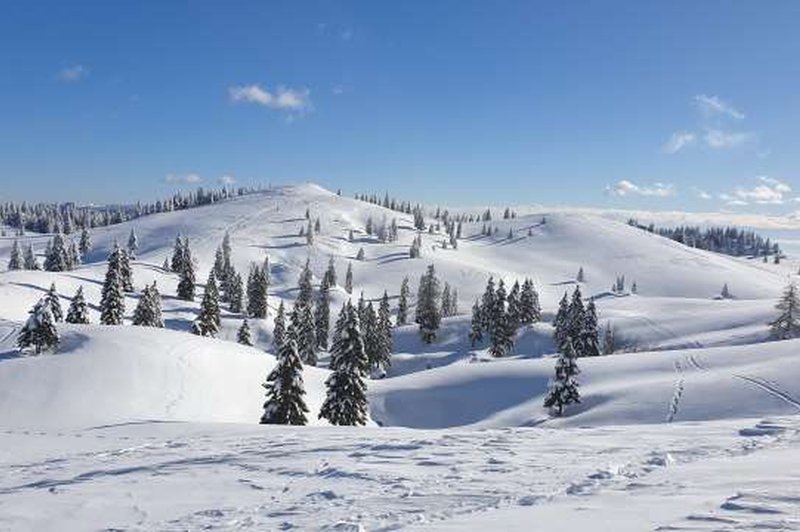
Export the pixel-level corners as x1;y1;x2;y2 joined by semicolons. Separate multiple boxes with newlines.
2;183;800;529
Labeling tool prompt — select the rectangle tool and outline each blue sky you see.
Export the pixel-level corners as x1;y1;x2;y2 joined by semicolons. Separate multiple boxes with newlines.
1;1;798;211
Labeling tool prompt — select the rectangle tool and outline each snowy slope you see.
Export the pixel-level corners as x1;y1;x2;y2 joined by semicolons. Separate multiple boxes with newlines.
0;325;332;429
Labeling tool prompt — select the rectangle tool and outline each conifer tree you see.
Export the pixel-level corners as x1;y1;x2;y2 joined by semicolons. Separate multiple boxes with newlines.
127;228;138;260
370;291;393;377
721;283;731;299
100;255;125;325
469;300;483;347
488;280;514;357
177;243;196;301
580;299;601;357
228;271;244;313
119;248;134;292
566;287;586;354
603;321;616;355
23;244;39;270
170;235;185;273
543;340;581;416
66;286;90;324
415;264;442;343
480;277;496;331
272;300;286;353
441;282;452;317
150;282;164;327
44;234;70;272
323;255;337;287
132;284;161;327
260;326;308;425
577;267;585;283
7;240;22;270
193;271;221;337
553;292;570;352
319;302;369;425
306;220;314;246
44;283;63;323
68;239;80;268
18;298;59;354
246;263;268;318
769;282;800;340
345;262;353;294
237;319;253;346
79;228;91;257
315;276;331;350
519;278;540;325
507;280;521;330
397;276;410;325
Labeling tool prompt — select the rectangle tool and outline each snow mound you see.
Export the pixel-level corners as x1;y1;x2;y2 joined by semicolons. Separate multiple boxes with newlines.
0;324;331;429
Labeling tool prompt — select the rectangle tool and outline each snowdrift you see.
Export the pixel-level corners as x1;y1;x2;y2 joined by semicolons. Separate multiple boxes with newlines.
0;324;331;429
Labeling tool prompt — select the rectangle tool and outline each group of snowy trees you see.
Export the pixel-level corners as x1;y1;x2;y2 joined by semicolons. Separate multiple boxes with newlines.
469;277;541;356
260;258;394;426
628;219;781;260
1;185;261;235
553;286;600;358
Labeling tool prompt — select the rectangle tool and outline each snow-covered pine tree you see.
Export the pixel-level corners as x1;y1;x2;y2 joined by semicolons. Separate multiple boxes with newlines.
507;280;521;330
603;321;616;355
441;282;452;317
314;276;331;350
79;227;91;257
397;276;410;325
480;276;496;331
246;263;268;318
150;282;164;327
319;302;369;425
488;280;514;357
100;254;126;325
228;271;244;313
260;326;308;425
23;244;39;270
170;235;185;273
415;264;442;344
566;287;586;355
272;300;286;353
306;220;314;246
237;319;253;346
132;284;162;327
44;234;70;272
7;240;22;270
297;259;313;306
370;291;393;377
769;282;800;340
518;278;539;325
176;243;196;301
292;299;317;366
68;239;80;268
44;283;63;323
323;255;337;287
577;267;585;283
192;271;221;337
543;340;581;416
17;298;59;354
580;299;601;357
721;283;731;299
356;247;365;261
553;292;570;352
345;262;353;294
119;248;134;292
127;228;138;260
469;300;483;347
65;286;90;324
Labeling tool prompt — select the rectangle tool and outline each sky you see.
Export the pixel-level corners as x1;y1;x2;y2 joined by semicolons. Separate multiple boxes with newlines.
1;1;799;212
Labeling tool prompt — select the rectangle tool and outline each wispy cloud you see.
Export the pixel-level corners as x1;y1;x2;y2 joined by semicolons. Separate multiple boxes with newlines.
606;180;676;198
691;187;712;200
58;65;88;82
703;129;756;149
719;176;792;205
694;94;745;119
165;173;202;184
662;131;696;154
218;175;236;185
228;84;312;113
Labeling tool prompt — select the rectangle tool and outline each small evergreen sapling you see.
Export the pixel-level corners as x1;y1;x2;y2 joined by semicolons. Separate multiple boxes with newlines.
18;298;59;355
66;286;90;324
237;319;253;346
543;340;581;416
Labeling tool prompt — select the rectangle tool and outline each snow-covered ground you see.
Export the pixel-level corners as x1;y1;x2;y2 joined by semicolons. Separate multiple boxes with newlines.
1;184;799;529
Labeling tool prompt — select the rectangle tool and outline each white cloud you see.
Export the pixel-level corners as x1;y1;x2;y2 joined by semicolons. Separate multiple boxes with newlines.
58;65;88;82
691;187;712;200
694;94;745;119
606;180;676;198
662;131;696;154
228;84;312;113
219;175;236;185
703;129;756;149
719;176;792;205
165;173;202;184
